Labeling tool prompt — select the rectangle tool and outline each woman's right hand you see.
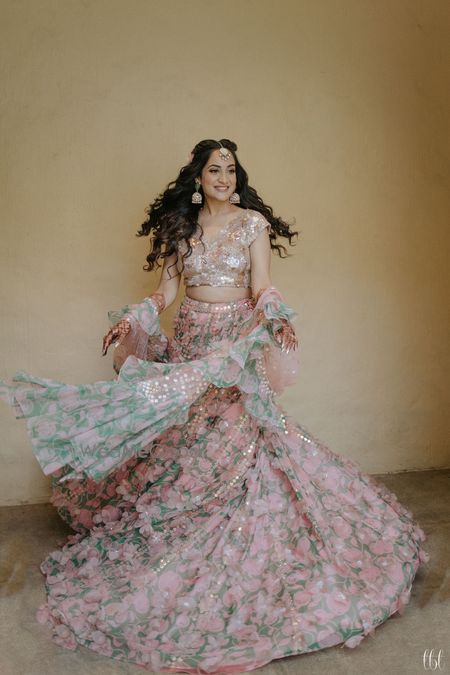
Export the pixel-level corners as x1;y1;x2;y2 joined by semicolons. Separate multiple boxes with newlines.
102;318;131;356
273;318;298;353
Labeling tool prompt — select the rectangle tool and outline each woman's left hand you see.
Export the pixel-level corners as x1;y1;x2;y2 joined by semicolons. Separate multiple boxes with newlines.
102;318;131;356
273;319;298;352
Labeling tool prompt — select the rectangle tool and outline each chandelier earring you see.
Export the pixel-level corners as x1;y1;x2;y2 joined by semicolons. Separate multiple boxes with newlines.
191;179;202;204
229;191;240;204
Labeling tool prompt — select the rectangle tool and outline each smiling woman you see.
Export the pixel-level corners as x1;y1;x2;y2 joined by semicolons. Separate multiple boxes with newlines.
0;138;429;674
198;153;237;201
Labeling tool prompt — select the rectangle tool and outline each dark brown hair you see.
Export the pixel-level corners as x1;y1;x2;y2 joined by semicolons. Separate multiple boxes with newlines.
136;138;299;275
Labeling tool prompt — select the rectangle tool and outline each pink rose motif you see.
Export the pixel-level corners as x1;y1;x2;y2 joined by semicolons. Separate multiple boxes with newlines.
176;473;198;491
295;537;312;557
360;565;381;583
86;548;101;561
303;456;321;474
68;616;86;632
91;630;106;645
105;483;118;497
175;614;190;629
46;571;66;585
313;607;332;622
104;602;123;618
322;467;343;489
158;570;183;594
49;581;67;597
331;516;352;538
77;510;95;529
233;624;258;642
322;562;336;576
359;607;374;624
132;590;149;614
53;624;77;650
201;655;223;670
293;590;313;607
35;420;57;437
198;457;212;472
342;549;365;564
365;516;383;530
370;539;393;555
242;558;265;577
240;576;260;593
222;589;236;608
385;560;405;583
197;615;225;632
84;589;103;603
325;591;351;614
116;480;132;495
149;617;169;635
267;493;286;513
317;629;343;648
97;505;121;524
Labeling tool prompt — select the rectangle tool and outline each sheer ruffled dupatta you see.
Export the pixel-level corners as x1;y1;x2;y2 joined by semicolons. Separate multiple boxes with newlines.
107;297;170;373
0;288;299;483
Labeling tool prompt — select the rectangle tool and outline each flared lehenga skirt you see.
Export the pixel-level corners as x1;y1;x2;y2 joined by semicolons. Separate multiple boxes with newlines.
7;296;430;673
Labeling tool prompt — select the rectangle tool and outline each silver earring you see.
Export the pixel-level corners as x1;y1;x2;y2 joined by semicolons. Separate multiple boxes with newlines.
192;180;202;204
229;192;240;204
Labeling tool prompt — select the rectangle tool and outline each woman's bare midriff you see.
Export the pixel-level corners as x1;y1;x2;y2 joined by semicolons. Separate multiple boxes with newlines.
185;286;253;303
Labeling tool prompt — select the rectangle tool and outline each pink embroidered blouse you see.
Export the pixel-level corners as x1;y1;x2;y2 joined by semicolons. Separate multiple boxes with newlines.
177;209;270;288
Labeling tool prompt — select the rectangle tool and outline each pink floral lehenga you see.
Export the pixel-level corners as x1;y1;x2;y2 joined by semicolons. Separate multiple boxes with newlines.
0;287;429;673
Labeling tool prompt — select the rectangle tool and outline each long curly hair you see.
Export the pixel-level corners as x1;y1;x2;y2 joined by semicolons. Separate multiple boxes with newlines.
136;138;299;275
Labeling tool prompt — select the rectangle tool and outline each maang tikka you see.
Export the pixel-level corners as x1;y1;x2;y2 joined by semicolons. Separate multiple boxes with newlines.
217;141;231;161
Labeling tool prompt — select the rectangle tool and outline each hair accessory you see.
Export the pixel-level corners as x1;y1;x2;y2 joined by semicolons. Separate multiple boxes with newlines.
192;179;202;204
217;141;231;161
229;192;240;204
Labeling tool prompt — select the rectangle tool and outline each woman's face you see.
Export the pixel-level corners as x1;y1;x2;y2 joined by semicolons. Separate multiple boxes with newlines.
198;149;237;203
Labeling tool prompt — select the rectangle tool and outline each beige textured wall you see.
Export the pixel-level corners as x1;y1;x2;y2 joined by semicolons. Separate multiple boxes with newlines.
1;0;449;505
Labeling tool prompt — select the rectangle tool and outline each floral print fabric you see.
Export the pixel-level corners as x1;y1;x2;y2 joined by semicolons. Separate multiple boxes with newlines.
0;290;429;674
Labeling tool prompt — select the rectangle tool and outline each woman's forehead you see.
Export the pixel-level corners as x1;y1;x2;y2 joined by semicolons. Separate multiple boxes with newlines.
206;149;235;167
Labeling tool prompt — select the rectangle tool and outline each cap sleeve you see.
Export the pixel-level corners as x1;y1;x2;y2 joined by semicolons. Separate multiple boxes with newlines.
244;211;270;246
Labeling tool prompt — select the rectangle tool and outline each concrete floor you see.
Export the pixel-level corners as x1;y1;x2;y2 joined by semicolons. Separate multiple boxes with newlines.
0;468;449;675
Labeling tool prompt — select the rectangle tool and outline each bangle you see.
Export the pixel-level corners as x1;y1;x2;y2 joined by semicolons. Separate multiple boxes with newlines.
147;292;166;315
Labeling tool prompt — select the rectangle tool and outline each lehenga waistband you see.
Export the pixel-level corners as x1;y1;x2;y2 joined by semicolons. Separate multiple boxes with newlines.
181;295;255;313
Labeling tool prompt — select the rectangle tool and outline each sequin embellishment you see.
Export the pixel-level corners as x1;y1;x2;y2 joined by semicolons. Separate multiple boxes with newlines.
178;209;270;288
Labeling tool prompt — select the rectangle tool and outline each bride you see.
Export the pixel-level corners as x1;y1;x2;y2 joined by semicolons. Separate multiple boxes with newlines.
0;138;429;674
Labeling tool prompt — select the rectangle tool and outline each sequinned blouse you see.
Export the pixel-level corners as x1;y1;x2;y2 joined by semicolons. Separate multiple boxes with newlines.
177;209;270;288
